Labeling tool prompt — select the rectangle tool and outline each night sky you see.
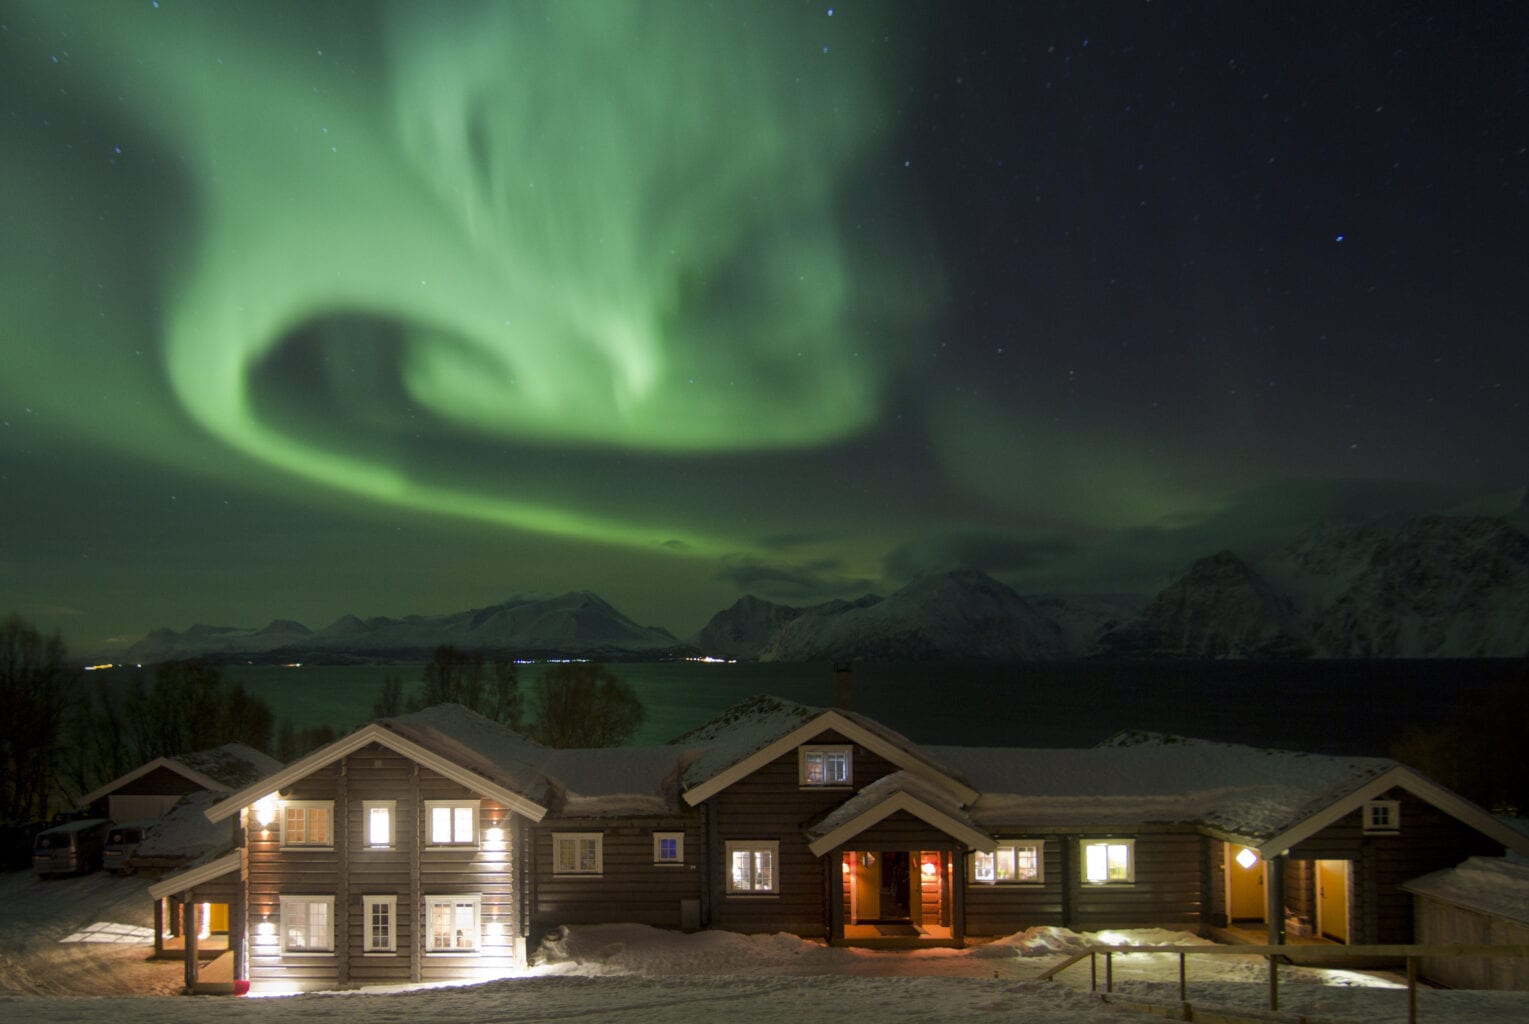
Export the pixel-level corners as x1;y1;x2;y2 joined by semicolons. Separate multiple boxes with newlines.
2;1;1525;656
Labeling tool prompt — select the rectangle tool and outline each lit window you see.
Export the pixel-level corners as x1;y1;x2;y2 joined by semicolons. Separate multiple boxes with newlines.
281;802;333;848
553;832;603;875
362;895;396;953
1082;839;1134;884
800;745;852;786
1364;800;1400;834
653;831;684;865
363;801;395;849
279;895;334;952
973;841;1043;883
425;895;480;953
426;800;478;846
726;840;779;894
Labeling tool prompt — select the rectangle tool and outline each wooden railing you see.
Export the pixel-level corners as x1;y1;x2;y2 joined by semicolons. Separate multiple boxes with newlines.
1036;942;1529;1023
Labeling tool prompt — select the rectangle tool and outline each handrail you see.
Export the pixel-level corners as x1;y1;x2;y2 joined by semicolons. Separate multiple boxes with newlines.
1040;942;1529;1024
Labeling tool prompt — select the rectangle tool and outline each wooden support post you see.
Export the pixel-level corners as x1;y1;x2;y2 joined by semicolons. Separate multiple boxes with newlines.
1408;956;1418;1024
183;899;200;990
1267;954;1278;1012
1090;950;1097;992
154;898;165;958
1178;952;1186;1002
1105;951;1113;992
1266;853;1286;947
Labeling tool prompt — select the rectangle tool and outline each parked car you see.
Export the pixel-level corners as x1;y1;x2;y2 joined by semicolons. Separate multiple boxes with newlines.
33;818;113;877
0;821;46;870
102;820;158;875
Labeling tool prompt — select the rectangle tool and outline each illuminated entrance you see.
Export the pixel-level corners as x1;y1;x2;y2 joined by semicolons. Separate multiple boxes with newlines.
1316;859;1350;943
840;849;956;943
1226;844;1266;923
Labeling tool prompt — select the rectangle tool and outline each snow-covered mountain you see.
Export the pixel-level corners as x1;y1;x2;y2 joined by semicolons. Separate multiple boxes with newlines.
125;591;685;664
1094;550;1313;659
690;594;882;660
1307;516;1529;657
757;569;1066;662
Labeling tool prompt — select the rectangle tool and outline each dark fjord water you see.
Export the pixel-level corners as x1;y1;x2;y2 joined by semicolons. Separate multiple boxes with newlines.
202;658;1524;756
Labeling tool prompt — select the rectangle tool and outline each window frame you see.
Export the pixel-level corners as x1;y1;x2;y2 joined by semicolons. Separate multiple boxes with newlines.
653;831;685;866
279;895;335;953
280;801;335;850
552;832;604;876
424;894;481;955
971;840;1044;884
1363;799;1401;835
1081;838;1135;885
424;799;479;848
362;895;397;954
362;800;396;850
725;840;780;895
798;745;853;787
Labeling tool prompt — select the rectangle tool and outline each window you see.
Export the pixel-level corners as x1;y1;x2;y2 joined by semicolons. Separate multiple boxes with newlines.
362;895;396;953
726;840;779;894
425;895;480;953
973;841;1043;883
799;745;852;786
553;832;603;875
653;831;684;865
363;801;395;849
426;800;478;846
279;895;334;952
1364;800;1400;834
1082;839;1134;884
281;801;333;848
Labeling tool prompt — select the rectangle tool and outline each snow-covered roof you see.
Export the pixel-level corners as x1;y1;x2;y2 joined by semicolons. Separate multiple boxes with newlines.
672;695;976;805
133;791;235;863
927;733;1395;843
539;746;689;817
174;743;283;789
1403;856;1529;925
80;742;284;806
804;770;994;856
669;694;819;787
378;704;555;806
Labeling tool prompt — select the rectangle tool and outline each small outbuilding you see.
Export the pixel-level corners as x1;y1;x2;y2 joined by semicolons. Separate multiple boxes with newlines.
1403;856;1529;990
81;743;282;822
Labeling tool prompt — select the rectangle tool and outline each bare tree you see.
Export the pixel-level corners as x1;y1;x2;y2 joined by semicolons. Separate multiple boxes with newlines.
528;662;644;747
0;614;73;820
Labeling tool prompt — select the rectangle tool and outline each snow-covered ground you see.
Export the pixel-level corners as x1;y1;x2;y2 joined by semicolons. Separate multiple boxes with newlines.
3;868;1528;1022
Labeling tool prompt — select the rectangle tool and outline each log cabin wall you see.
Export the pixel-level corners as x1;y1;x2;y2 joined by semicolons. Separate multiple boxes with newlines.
529;813;704;940
963;839;1065;935
1067;829;1205;931
1287;786;1505;944
244;743;519;992
705;729;901;937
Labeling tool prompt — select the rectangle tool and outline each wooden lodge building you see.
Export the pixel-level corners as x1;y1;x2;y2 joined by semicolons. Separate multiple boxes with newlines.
150;696;1529;993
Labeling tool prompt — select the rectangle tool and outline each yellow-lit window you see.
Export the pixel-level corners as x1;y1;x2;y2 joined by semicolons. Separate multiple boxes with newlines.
1082;839;1134;884
281;802;333;848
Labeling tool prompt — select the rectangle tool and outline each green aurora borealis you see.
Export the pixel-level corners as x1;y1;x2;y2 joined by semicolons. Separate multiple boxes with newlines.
2;2;1526;651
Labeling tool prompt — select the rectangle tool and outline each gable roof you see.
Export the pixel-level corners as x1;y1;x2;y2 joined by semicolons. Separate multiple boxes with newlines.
804;771;994;857
930;733;1529;855
81;742;283;806
1259;763;1529;856
1402;856;1529;925
929;734;1397;843
207;705;551;823
676;695;977;807
147;849;241;901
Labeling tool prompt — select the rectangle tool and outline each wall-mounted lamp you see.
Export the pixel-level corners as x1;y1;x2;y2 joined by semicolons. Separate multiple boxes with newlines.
921;861;938;878
1235;847;1259;870
253;793;279;829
